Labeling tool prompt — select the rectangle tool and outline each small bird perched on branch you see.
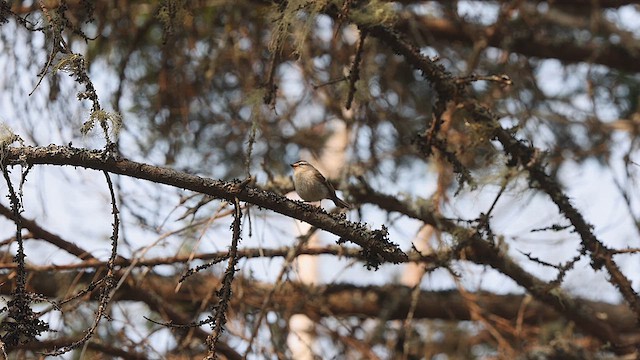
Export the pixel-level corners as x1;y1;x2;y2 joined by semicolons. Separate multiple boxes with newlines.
290;160;351;208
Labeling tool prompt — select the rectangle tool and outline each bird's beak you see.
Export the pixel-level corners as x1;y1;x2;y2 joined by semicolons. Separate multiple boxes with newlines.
290;163;295;168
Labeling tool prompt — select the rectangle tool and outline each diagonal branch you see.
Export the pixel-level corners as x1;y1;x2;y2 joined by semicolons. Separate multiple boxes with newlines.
348;182;635;353
0;204;95;260
356;17;640;324
0;145;407;267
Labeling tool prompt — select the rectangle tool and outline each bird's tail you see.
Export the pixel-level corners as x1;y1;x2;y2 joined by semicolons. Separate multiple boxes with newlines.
332;196;351;209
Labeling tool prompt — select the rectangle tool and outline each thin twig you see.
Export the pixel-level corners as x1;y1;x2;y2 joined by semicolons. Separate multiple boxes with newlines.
345;28;367;109
0;164;50;345
0;245;368;272
206;197;243;359
1;167;25;295
242;225;319;359
45;171;120;356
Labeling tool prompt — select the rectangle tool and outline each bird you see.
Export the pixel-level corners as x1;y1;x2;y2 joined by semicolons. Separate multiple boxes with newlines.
290;160;351;208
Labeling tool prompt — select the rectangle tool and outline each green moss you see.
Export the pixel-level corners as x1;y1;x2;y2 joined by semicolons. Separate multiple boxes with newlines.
82;110;123;143
0;123;22;148
269;0;328;55
349;0;396;26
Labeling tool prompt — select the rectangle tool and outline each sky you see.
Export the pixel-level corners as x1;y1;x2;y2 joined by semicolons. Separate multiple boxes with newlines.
0;0;638;300
0;1;639;357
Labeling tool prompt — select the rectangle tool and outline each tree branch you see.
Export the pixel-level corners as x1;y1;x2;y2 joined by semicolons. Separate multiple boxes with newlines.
1;269;638;340
348;181;635;353
0;204;95;260
395;15;640;73
0;145;407;267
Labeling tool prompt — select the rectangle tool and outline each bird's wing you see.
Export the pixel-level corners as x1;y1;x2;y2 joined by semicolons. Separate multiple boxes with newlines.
316;172;338;195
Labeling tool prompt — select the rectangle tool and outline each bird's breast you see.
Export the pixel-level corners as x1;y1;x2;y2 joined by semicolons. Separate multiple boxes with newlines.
294;173;329;201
